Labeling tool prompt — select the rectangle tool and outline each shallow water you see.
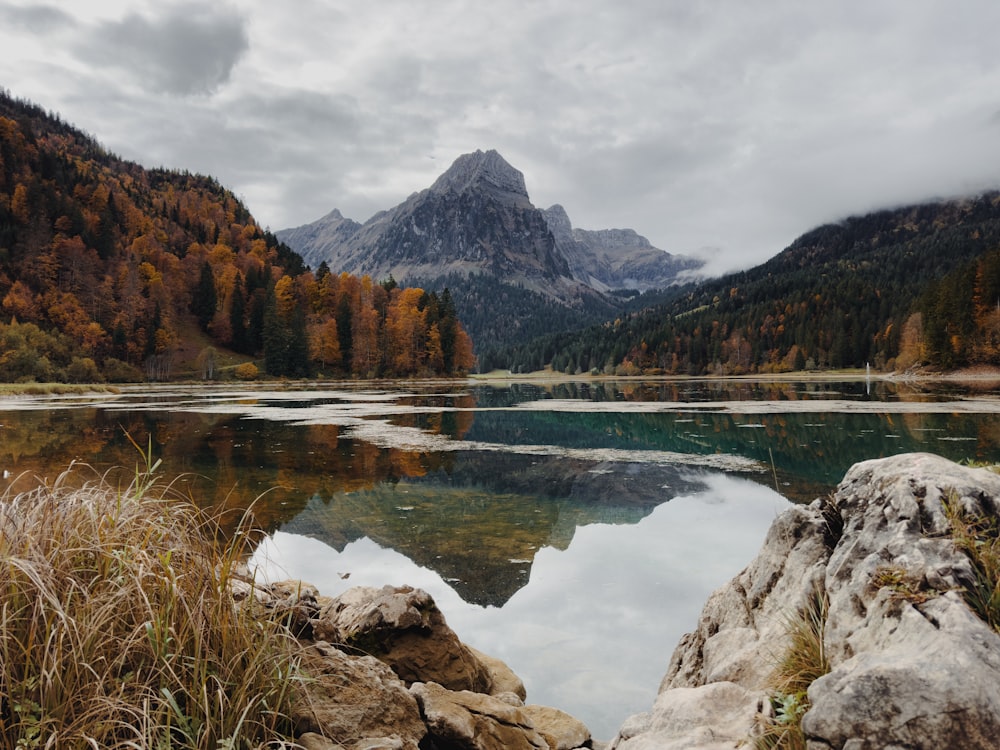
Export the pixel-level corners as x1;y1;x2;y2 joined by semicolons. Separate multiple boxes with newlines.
3;377;1000;737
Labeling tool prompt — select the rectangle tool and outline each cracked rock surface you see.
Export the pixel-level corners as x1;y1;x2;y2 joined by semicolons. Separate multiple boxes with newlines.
611;453;1000;750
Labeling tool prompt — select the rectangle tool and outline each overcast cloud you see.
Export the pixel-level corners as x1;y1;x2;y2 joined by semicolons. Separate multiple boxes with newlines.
2;1;1000;275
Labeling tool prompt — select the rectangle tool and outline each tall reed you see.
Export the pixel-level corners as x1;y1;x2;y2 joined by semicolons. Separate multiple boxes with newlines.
0;462;303;749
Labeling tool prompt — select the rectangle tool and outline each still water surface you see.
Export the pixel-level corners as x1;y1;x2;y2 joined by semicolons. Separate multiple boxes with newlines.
2;377;1000;737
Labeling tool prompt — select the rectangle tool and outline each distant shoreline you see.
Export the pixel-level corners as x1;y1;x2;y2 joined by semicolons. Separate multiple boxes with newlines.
2;365;1000;398
471;365;1000;385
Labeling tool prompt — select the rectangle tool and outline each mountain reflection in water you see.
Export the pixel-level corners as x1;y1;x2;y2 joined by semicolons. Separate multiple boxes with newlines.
277;453;707;605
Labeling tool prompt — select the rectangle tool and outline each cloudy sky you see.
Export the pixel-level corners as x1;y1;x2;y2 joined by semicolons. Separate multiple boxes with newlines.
3;1;1000;275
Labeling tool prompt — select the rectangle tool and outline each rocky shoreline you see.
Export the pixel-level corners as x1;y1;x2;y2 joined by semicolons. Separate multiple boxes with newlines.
248;453;1000;749
239;578;595;750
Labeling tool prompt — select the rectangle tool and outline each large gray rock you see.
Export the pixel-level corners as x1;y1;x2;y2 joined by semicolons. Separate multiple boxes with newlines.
410;681;549;750
802;453;1000;749
613;681;769;750
314;585;493;693
612;453;1000;750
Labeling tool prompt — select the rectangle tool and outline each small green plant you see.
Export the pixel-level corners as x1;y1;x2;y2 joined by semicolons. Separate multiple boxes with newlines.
755;588;830;750
942;490;1000;632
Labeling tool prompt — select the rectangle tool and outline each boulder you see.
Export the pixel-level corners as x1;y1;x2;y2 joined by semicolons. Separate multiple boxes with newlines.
802;453;1000;749
520;704;591;750
292;641;426;750
661;502;832;692
469;645;527;700
410;681;549;750
230;575;323;637
611;453;1000;750
313;585;493;693
613;681;769;750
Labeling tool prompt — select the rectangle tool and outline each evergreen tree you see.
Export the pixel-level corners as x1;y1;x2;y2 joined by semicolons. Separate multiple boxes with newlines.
191;261;217;331
262;292;286;376
230;272;247;353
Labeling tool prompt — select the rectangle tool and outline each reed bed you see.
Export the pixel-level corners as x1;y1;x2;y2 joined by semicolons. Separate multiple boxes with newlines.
0;461;303;749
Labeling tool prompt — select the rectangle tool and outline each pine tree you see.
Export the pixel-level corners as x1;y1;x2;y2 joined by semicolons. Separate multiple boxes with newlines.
191;261;217;332
230;272;247;353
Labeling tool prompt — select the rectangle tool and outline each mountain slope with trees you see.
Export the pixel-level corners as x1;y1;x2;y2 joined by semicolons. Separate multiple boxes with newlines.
503;193;1000;375
278;150;700;355
0;90;472;382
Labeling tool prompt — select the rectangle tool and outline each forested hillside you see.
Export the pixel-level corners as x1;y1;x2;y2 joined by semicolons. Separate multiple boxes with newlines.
500;193;1000;375
0;91;472;382
412;271;617;371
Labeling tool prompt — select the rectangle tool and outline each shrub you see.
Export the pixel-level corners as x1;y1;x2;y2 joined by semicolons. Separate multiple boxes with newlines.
0;463;303;748
234;362;259;381
102;357;144;383
66;355;103;383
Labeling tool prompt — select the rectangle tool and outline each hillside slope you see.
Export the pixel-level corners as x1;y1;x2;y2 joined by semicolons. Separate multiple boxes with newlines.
0;91;471;381
506;193;1000;375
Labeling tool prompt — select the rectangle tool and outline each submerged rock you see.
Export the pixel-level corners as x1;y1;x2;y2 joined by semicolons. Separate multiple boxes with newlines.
611;453;1000;750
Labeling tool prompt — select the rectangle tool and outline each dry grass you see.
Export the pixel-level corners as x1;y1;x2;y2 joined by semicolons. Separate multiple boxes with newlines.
0;383;120;396
943;490;1000;633
755;588;830;750
0;459;304;749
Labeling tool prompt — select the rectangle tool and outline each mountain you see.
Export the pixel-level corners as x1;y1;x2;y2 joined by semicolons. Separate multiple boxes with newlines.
277;150;700;361
281;150;580;300
542;204;701;292
0;90;472;382
514;193;1000;376
274;208;362;272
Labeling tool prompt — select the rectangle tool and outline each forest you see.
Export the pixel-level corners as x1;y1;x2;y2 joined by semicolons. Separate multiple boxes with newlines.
9;86;1000;383
0;91;472;383
496;193;1000;376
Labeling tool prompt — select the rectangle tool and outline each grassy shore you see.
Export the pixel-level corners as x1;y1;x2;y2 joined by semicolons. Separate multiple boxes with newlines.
0;462;302;748
0;383;120;397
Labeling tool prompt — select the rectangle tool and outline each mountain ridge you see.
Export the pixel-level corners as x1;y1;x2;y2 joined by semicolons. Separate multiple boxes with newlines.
277;149;700;299
277;149;702;358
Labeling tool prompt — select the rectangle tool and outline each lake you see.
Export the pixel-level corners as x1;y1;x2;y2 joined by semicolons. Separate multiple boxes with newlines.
2;376;1000;738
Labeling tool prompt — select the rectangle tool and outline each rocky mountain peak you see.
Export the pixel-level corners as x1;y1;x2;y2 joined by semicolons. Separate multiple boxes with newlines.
542;204;573;236
430;149;528;198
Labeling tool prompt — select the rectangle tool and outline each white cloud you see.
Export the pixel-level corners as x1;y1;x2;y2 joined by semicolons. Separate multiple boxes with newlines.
2;0;1000;271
